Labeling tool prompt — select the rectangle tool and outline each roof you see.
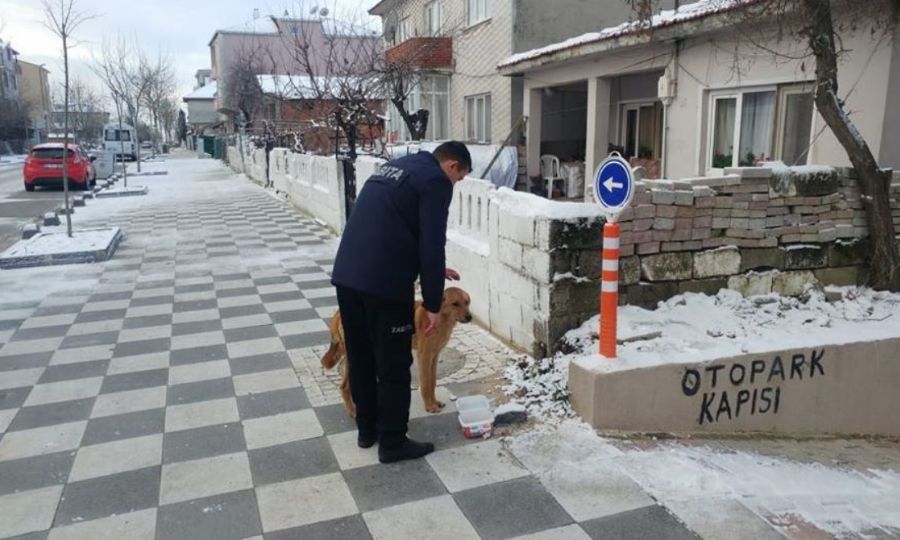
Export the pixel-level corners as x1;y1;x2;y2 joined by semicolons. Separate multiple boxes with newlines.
498;0;756;73
183;81;217;101
368;0;394;16
257;74;384;100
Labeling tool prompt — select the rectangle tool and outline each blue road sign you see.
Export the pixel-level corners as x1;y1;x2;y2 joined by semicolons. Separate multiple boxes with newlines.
593;153;634;214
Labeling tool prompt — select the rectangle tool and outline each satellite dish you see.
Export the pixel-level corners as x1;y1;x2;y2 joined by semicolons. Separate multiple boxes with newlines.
319;7;329;17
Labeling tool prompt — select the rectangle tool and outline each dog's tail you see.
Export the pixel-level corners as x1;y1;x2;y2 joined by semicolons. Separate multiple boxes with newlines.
321;341;341;370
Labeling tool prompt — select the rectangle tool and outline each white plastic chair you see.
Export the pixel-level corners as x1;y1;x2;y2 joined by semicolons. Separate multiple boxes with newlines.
540;155;566;199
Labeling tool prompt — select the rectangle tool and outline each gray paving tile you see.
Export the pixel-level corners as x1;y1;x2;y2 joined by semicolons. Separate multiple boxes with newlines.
223;325;279;343
122;314;173;329
60;331;120;350
0;352;53;371
252;275;292;286
268;309;320;324
0;451;74;495
313;403;356;435
74;309;128;324
343;458;446;513
10;325;71;341
172;319;223;337
33;305;82;317
38;360;110;383
249;437;339;487
236;387;310;420
280;332;330;350
0;386;32;410
0;318;25;332
307;297;338;308
169;344;229;366
7;397;95;432
260;292;305;304
81;408;166;446
129;295;175;307
156;489;262;540
163;422;246;464
174;283;215;294
219;304;267;319
228;352;292;376
215;287;259;298
136;279;175;290
88;291;133;303
100;368;169;394
113;338;171;358
53;466;161;527
265;514;371;540
166;377;235;405
580;505;700;540
6;531;49;540
408;412;475;451
454;477;573;539
173;299;219;313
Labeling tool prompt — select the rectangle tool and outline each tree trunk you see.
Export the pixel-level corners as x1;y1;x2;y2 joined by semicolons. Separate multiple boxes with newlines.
802;0;900;290
62;33;72;238
391;97;426;141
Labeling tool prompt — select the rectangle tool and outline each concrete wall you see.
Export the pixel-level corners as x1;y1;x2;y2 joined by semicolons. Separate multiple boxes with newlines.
268;148;347;233
570;337;900;437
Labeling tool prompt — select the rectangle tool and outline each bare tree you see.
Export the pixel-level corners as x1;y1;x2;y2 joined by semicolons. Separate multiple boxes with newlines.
43;0;93;238
142;51;176;144
92;36;134;185
224;42;268;125
68;76;104;143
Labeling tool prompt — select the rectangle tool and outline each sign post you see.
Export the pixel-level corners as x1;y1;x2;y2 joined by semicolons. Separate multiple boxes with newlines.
592;153;634;359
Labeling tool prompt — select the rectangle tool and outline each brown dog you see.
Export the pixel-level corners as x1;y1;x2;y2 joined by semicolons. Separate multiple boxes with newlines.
321;287;472;417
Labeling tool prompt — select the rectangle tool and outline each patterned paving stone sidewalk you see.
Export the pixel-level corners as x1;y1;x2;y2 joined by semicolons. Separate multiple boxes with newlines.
0;155;704;540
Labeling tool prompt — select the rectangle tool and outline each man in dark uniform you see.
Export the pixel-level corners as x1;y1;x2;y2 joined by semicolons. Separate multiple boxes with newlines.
331;141;472;464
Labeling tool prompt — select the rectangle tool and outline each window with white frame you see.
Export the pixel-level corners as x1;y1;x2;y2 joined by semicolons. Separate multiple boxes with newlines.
707;84;814;169
397;16;412;43
389;76;450;141
468;0;489;26
465;93;491;143
425;1;442;36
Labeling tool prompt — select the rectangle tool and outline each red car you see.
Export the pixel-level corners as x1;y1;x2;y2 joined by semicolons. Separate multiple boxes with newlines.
23;143;97;192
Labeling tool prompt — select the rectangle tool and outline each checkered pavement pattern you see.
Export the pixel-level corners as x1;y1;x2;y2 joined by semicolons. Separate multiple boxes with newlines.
0;156;701;539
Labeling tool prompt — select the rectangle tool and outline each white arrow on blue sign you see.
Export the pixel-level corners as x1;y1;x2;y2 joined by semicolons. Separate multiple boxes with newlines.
592;153;635;215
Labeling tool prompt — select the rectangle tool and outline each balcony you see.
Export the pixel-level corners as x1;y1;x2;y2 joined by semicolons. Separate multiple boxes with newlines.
385;37;452;70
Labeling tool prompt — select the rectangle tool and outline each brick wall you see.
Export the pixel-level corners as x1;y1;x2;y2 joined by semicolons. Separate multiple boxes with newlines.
386;37;452;69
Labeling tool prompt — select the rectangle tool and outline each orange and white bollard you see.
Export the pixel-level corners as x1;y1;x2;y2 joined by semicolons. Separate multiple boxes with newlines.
600;222;620;358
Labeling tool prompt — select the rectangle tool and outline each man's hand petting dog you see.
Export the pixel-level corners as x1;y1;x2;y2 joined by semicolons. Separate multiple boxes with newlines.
424;311;440;337
445;268;460;281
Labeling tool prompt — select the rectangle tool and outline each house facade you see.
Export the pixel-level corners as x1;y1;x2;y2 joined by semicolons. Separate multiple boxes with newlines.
0;38;19;103
183;81;219;135
369;0;673;147
17;60;51;147
499;2;900;198
207;16;380;128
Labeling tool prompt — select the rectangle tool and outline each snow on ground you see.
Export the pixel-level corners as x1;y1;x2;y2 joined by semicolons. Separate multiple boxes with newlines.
504;287;900;418
0;228;119;258
507;420;900;538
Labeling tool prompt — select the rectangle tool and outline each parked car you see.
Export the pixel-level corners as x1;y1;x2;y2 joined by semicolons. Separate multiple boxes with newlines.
23;143;97;192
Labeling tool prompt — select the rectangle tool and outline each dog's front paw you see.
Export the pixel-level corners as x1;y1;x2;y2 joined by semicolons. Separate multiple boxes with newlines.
425;400;445;413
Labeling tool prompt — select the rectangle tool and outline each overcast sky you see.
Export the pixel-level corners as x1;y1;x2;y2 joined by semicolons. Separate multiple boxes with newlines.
0;0;379;109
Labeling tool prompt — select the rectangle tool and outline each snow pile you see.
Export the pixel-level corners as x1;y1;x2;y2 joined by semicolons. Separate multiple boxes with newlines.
504;354;575;419
495;187;605;222
499;0;753;68
183;81;217;101
1;228;120;258
508;420;900;538
502;287;900;419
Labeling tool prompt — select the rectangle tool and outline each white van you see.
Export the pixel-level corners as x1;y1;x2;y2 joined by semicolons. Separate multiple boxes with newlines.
103;123;137;161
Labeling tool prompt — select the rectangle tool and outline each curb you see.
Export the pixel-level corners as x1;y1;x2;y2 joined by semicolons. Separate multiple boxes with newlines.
0;227;124;269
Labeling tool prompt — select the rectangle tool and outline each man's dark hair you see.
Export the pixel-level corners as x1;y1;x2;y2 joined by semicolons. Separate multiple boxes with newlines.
433;141;472;173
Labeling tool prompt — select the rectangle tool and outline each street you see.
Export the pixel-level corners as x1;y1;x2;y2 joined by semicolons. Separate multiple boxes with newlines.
0;163;67;252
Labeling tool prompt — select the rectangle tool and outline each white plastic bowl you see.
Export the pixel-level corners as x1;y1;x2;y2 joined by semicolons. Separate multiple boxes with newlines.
456;394;493;438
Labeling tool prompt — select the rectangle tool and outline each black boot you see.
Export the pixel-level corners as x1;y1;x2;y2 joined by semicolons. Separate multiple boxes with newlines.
378;438;434;464
358;432;378;449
